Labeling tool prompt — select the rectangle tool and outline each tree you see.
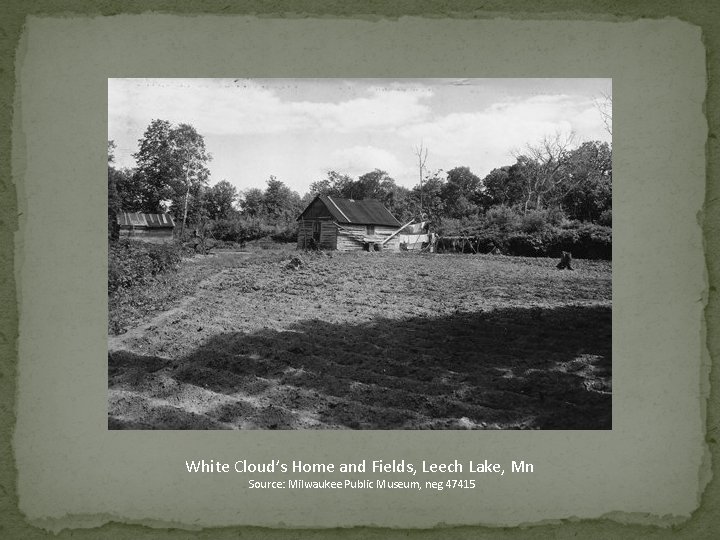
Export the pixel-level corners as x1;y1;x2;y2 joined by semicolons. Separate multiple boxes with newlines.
132;120;176;213
594;92;612;137
108;141;121;240
108;140;141;238
108;140;116;165
169;123;211;236
561;141;612;222
411;171;445;224
386;184;414;222
132;120;211;235
413;142;429;214
482;165;526;208
442;166;484;219
354;169;399;209
309;171;354;197
240;187;265;218
204;180;238;220
513;132;576;213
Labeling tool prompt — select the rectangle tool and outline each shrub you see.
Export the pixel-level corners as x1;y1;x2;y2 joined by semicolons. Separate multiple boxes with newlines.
210;218;277;244
460;221;611;259
506;230;557;257
436;217;475;236
518;211;550;234
598;209;612;227
546;223;611;259
517;207;567;233
270;224;298;243
483;205;520;232
108;240;182;293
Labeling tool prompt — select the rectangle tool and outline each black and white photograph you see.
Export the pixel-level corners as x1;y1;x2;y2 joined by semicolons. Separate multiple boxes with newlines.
107;78;612;430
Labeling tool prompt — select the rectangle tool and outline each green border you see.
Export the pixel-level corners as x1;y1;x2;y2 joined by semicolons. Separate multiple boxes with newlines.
1;1;717;538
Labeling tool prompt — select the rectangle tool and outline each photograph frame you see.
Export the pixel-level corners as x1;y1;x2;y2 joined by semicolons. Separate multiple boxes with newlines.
3;2;717;537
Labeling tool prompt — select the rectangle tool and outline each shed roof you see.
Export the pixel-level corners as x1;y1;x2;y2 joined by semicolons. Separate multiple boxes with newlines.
298;195;401;227
117;212;176;229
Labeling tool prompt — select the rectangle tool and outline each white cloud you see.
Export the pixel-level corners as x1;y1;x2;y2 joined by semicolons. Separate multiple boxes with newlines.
109;79;432;138
325;146;407;178
398;94;609;177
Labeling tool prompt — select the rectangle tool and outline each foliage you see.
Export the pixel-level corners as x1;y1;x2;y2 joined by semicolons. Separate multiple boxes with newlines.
517;207;566;233
441;166;485;219
210;217;274;245
480;138;611;222
598;208;612;227
434;204;611;259
108;140;142;239
109;128;611;255
263;176;304;221
131;120;212;227
483;205;520;233
108;240;182;293
202;180;238;220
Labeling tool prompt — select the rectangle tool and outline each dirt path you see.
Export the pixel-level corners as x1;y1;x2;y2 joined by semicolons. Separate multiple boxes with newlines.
109;252;611;429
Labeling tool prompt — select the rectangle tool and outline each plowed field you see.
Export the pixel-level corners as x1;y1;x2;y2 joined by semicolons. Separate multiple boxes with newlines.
108;250;611;429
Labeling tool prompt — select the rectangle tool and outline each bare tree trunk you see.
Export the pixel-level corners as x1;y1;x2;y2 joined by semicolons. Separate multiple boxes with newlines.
181;181;190;238
414;142;428;217
180;150;191;239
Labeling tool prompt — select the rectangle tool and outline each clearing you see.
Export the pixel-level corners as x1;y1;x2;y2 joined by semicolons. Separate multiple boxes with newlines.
108;249;611;429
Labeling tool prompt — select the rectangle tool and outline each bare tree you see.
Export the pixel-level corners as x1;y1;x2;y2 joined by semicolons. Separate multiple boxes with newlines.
513;132;578;213
594;92;612;136
413;142;428;217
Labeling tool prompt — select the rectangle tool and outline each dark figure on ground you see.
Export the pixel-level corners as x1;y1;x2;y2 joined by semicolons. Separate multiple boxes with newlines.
557;251;574;270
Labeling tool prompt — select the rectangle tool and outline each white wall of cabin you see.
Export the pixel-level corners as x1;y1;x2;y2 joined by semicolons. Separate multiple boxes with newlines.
297;221;401;251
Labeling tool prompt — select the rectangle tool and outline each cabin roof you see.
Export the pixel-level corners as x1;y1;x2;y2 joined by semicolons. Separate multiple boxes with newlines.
298;195;401;227
117;212;176;229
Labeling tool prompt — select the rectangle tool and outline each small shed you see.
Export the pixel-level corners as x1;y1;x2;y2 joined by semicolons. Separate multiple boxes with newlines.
117;212;176;244
297;195;402;251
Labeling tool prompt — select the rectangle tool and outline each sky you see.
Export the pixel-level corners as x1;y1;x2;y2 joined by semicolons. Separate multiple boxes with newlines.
108;78;612;196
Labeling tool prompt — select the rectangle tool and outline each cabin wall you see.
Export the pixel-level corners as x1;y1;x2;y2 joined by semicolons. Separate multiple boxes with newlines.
377;225;401;251
296;219;337;250
336;224;401;252
299;198;334;220
296;221;313;249
320;221;337;249
297;220;401;251
336;227;365;252
119;227;174;244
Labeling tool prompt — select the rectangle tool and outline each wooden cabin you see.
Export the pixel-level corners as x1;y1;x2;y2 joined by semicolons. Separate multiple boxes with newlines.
117;211;176;244
297;195;402;251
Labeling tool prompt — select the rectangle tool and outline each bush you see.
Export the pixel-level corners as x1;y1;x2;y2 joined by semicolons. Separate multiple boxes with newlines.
546;223;611;259
518;211;549;234
108;240;181;292
436;217;475;236
270;224;298;243
210;218;277;244
598;209;612;227
435;221;611;259
506;231;553;256
483;205;520;232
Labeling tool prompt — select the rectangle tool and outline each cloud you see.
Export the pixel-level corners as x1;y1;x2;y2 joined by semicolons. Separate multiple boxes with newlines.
398;94;609;176
108;79;611;192
108;79;433;138
325;146;407;178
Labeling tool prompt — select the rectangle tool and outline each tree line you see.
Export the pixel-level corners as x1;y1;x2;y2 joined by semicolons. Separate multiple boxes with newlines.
109;119;611;245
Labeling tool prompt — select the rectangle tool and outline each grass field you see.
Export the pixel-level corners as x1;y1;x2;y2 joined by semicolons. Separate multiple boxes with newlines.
108;248;611;430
